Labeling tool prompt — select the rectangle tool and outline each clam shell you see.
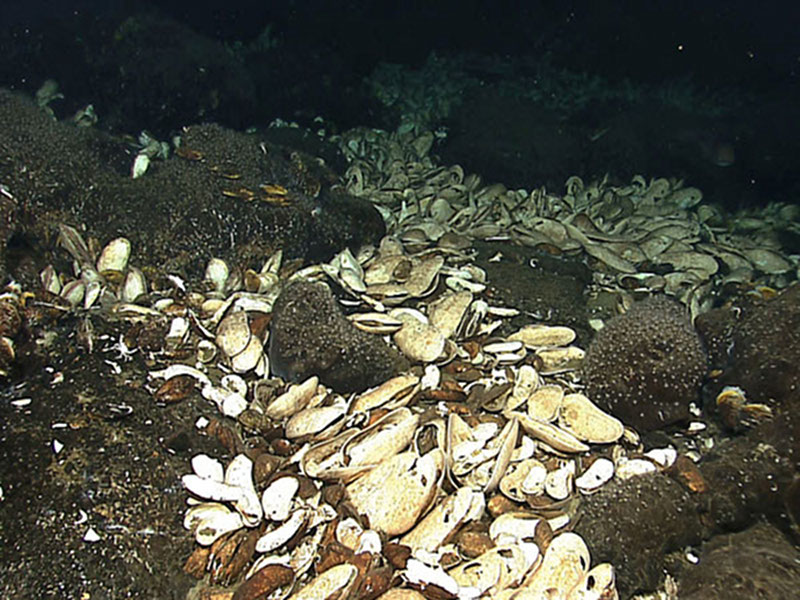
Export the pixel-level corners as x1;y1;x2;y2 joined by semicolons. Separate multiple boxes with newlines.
499;458;547;501
559;393;624;444
575;458;615;493
184;502;244;546
96;237;131;273
261;476;299;522
527;384;563;423
289;562;359;600
515;413;589;453
215;310;251;358
545;462;575;500
391;309;446;362
537;346;585;375
489;511;542;545
346;449;445;535
351;374;420;413
205;258;229;293
509;324;576;348
265;376;319;420
230;335;265;374
284;400;347;441
255;509;307;553
521;532;590;595
343;407;419;469
400;486;484;552
567;563;617;600
428;290;473;338
348;311;403;334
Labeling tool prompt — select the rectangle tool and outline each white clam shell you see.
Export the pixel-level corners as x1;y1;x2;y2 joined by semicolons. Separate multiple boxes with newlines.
516;413;589;453
121;267;147;303
400;486;484;552
575;458;615;493
255;509;307;553
215;310;251;358
289;562;359;600
522;532;590;596
266;376;319;420
183;502;244;546
545;461;575;500
205;258;230;293
261;476;299;522
527;384;563;423
559;393;624;444
191;454;224;482
284;401;347;441
346;449;445;536
391;309;446;363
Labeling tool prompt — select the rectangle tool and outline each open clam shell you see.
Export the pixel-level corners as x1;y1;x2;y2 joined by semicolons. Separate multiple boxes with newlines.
346;449;445;536
400;486;484;552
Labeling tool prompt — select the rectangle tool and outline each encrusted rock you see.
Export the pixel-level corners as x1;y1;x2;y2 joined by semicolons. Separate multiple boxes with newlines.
268;280;409;393
581;295;707;431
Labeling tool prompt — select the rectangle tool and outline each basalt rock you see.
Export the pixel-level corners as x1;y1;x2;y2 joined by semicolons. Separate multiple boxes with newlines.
0;89;385;284
268;280;409;394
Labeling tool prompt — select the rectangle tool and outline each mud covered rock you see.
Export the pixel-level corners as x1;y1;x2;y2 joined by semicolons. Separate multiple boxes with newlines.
0;90;385;283
581;296;707;431
268;280;409;393
723;284;800;406
475;241;593;343
679;522;800;600
574;390;800;598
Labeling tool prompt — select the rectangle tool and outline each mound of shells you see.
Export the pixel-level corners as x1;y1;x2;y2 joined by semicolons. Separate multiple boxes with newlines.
35;121;799;600
335;127;799;322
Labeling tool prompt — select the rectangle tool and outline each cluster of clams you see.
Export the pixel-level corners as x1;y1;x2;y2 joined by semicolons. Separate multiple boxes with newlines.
35;122;800;600
336;127;799;322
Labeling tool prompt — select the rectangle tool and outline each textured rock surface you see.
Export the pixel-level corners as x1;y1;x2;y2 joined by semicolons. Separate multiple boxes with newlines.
697;284;800;410
0;90;385;283
679;522;800;600
269;280;409;393
581;296;707;431
576;409;797;598
726;284;800;405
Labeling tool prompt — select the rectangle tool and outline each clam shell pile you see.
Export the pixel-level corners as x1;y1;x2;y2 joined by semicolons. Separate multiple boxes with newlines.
38;122;800;599
337;127;799;322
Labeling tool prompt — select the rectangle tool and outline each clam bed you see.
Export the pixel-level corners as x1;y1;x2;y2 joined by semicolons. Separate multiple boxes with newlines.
24;123;800;600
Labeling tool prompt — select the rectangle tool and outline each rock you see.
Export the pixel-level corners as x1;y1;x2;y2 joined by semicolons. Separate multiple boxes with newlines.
679;522;800;600
581;296;707;432
0;90;385;283
724;284;800;406
268;280;409;393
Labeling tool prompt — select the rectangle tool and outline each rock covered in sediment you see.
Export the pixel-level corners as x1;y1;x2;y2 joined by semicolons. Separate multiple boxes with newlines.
679;521;800;600
268;280;409;393
581;296;707;432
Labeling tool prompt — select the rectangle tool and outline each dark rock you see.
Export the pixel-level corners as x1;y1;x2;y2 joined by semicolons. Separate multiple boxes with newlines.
575;409;796;598
725;284;800;406
581;296;707;431
474;241;593;344
679;522;800;600
268;280;409;393
0;90;385;283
